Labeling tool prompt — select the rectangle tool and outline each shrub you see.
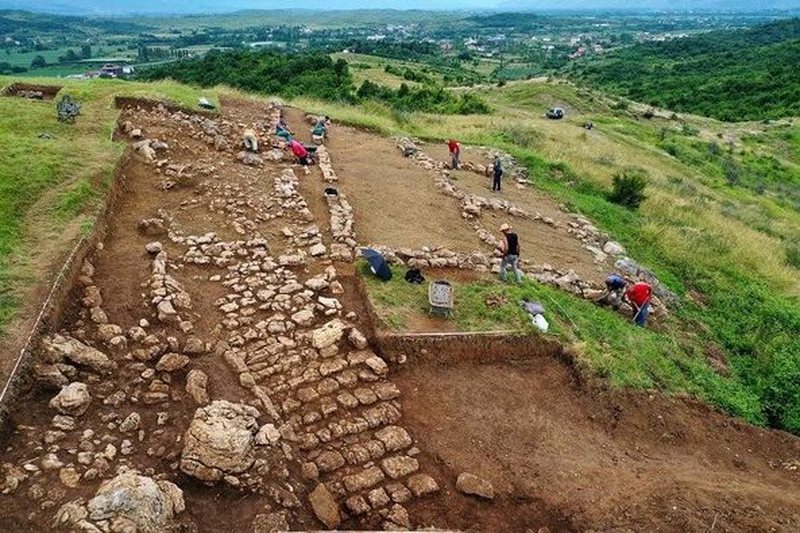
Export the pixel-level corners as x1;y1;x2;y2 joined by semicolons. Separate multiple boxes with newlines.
499;125;544;149
722;157;740;185
608;168;648;209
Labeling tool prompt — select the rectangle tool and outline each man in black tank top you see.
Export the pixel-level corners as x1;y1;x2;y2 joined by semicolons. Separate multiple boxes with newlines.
499;223;522;283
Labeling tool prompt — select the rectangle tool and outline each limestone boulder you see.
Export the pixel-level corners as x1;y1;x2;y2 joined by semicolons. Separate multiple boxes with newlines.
49;382;91;417
180;401;261;482
78;471;184;530
311;320;345;351
42;334;116;375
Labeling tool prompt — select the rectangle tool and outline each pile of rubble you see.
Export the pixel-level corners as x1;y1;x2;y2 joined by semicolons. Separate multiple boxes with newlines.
326;192;356;262
144;247;193;327
317;145;337;183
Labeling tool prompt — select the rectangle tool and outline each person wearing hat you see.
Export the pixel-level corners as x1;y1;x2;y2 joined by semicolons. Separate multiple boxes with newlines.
498;223;522;283
596;273;627;309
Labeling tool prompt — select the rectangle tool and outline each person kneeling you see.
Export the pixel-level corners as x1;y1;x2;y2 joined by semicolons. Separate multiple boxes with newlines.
288;139;315;172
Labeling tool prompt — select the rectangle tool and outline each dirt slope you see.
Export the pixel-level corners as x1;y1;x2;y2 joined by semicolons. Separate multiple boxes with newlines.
396;352;800;531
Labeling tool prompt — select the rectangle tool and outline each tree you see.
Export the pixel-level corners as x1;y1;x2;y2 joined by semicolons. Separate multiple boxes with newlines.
60;49;79;63
81;44;91;59
30;55;46;68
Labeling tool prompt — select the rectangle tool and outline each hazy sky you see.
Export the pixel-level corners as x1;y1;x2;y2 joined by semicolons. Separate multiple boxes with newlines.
3;0;800;15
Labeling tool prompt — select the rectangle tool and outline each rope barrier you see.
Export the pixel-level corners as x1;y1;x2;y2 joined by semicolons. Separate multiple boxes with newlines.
0;237;86;406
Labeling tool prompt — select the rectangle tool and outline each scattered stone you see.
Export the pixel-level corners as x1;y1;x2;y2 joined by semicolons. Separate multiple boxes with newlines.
348;328;368;349
119;412;141;433
183;337;206;354
186;369;210;405
456;472;494;500
255;424;281;446
51;415;76;431
41;335;115;375
252;512;289;533
603;241;625;256
308;483;341;529
407;473;439;497
156;353;190;372
291;309;315;327
59;467;80;488
145;241;163;254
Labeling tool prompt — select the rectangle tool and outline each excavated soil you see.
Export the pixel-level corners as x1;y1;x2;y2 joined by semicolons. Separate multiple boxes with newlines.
0;97;798;533
395;352;800;532
323;122;485;253
2;83;62;100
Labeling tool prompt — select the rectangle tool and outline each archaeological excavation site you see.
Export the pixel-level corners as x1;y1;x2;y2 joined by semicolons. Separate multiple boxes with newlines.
0;96;798;533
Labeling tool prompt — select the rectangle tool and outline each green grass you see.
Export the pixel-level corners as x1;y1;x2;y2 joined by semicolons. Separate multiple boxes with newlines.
2;48;77;68
361;262;763;425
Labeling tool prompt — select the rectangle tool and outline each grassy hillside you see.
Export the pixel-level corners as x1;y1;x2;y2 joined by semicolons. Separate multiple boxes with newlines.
569;18;800;122
0;76;218;333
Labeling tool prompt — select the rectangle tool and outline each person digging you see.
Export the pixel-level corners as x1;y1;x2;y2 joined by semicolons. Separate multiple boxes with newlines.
626;280;653;327
498;223;522;284
287;138;315;174
596;273;627;310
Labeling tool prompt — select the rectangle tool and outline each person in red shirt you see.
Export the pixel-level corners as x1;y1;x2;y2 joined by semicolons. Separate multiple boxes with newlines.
288;139;312;167
447;139;460;170
625;281;653;327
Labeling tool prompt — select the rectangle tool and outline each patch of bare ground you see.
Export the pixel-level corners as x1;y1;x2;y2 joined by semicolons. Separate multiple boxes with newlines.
395;351;800;532
324;123;485;253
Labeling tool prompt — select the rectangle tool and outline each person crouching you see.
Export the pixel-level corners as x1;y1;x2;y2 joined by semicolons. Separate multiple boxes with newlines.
287;139;315;173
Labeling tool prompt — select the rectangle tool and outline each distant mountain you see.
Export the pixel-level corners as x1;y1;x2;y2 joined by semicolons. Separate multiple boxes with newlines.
2;0;798;16
0;1;488;16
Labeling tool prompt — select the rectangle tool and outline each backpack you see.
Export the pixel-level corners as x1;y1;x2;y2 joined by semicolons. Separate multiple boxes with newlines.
404;268;425;284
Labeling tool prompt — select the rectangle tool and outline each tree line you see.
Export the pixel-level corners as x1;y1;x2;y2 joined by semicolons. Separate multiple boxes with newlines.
140;49;490;115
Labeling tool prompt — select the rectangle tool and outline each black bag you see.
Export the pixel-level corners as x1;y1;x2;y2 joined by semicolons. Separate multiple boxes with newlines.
404;268;425;284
